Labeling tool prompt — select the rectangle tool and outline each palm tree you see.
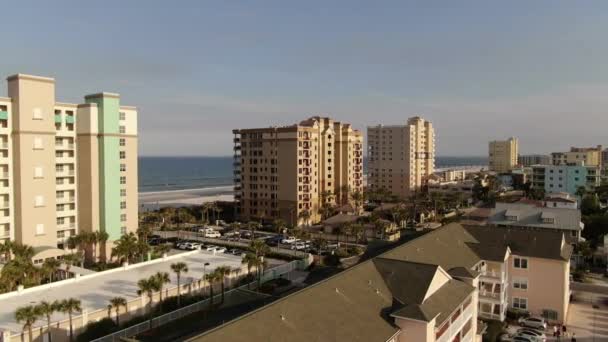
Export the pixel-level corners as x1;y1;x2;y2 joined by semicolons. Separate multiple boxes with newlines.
0;240;13;262
576;186;587;198
272;219;286;235
250;239;270;258
12;243;34;260
215;266;232;304
37;300;59;342
94;231;109;262
57;298;81;342
298;210;311;227
137;278;157;320
108;297;128;326
111;232;138;264
248;221;261;238
241;253;257;288
350;223;364;244
42;258;61;283
15;305;41;342
62;253;82;280
350;190;364;212
170;262;188;307
153;272;171;312
205;270;221;307
253;256;268;290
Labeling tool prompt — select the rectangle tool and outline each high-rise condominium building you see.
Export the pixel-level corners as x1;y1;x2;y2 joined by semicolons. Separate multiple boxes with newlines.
488;137;518;173
0;74;138;263
233;116;363;226
551;145;603;167
367;116;435;199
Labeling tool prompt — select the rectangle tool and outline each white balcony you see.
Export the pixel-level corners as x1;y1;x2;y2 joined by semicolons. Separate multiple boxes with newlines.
0;215;10;224
56;182;76;190
56;197;75;204
56;209;76;218
480;269;507;283
436;303;475;342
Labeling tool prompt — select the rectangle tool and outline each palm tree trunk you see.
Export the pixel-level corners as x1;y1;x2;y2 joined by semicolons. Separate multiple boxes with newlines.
221;281;225;304
115;308;120;326
68;313;73;342
28;325;33;342
47;317;52;342
208;285;214;308
177;275;181;307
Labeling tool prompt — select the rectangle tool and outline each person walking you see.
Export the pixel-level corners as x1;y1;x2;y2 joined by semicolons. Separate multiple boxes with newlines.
562;324;567;336
553;325;558;337
571;332;576;341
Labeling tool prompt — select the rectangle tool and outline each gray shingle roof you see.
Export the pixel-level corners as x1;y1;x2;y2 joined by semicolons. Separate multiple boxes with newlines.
489;202;582;231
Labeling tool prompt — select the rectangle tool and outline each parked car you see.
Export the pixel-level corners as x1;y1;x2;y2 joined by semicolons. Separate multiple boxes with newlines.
291;241;306;250
214;247;227;253
281;236;297;244
148;238;161;246
518;317;547;330
516;329;546;342
512;335;536;342
205;231;221;238
205;245;218;252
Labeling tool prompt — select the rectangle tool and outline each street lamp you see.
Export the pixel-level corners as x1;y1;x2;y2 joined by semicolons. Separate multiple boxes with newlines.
202;262;210;295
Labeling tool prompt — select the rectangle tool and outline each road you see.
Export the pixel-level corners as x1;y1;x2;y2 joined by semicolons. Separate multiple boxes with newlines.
571;282;608;295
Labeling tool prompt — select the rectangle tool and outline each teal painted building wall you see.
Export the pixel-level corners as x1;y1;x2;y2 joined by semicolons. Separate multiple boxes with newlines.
85;95;122;240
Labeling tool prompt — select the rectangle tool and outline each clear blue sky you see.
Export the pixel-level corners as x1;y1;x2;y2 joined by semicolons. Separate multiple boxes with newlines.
1;1;608;156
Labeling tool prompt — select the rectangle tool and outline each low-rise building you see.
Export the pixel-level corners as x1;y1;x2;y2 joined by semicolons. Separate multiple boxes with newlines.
551;145;603;168
192;223;571;342
531;164;599;196
489;202;583;243
437;169;467;182
518;154;550;167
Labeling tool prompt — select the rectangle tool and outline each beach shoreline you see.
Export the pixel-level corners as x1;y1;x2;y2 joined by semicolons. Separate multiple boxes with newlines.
139;185;234;211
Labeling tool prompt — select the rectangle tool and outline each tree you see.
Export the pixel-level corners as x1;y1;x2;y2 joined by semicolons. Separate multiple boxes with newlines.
576;186;587;199
272;219;286;235
62;253;82;280
0;240;13;262
350;223;364;244
350;190;364;212
57;298;82;342
253;256;268;290
108;297;127;326
137;278;157;320
581;194;601;216
170;262;189;307
215;266;232;304
241;253;257;289
15;305;41;342
250;239;270;258
11;243;34;260
153;272;171;312
42;258;61;283
298;210;312;227
205;270;221;307
37;300;59;342
94;231;109;262
111;233;138;264
248;221;261;238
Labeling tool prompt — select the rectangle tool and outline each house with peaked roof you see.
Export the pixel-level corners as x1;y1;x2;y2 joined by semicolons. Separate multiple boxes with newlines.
189;223;571;342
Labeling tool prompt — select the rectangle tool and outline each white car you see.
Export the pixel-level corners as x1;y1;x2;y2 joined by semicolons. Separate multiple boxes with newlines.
281;236;297;244
291;241;306;250
516;330;545;342
512;336;535;342
518;317;547;330
186;242;202;250
214;247;227;253
204;231;221;238
205;245;218;252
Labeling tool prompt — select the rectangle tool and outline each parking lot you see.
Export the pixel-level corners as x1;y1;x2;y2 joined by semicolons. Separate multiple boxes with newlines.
565;291;608;341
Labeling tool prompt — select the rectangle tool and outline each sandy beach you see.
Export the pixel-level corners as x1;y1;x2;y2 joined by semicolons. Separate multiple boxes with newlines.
139;186;234;211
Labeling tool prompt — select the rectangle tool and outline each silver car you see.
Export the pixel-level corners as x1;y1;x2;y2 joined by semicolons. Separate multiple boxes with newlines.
518;317;547;330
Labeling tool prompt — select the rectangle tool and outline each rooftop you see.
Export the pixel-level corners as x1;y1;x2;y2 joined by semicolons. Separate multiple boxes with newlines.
489;202;582;231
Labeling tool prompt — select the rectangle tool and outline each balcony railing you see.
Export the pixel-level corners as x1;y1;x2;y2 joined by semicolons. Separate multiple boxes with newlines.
436;302;475;342
480;269;506;281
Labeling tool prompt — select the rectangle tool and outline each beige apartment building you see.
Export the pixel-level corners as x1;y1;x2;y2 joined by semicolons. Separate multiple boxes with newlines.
488;137;518;173
368;116;435;199
0;74;138;263
194;223;571;342
551;145;603;167
233;116;363;226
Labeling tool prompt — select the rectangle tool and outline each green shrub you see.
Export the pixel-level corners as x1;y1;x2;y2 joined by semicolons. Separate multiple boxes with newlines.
482;319;506;342
77;318;118;342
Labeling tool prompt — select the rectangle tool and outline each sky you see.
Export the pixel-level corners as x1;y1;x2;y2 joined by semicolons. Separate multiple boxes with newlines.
1;1;608;157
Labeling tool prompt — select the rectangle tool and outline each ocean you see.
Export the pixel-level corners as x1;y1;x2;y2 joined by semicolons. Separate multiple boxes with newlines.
138;156;488;193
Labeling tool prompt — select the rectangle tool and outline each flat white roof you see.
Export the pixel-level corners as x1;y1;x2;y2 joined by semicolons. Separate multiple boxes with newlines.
0;251;245;333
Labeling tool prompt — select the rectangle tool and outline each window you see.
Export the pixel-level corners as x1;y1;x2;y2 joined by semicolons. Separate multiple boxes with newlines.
120;176;126;185
120;226;127;235
120;164;126;172
120;214;127;222
120;151;126;159
514;257;528;269
34;167;44;179
513;278;528;290
35;224;45;236
33;108;43;120
513;297;528;310
120;201;126;209
119;112;126;120
119;126;126;134
119;138;125;146
542;309;558;320
35;195;45;207
33;137;43;150
120;189;126;197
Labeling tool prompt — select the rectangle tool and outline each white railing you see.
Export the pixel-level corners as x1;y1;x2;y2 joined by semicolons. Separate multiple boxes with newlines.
90;260;300;342
436;303;474;342
480;269;506;282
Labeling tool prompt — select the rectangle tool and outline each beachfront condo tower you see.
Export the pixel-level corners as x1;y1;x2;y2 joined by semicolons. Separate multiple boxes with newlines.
488;137;518;173
367;116;435;199
0;74;138;263
233;116;363;226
